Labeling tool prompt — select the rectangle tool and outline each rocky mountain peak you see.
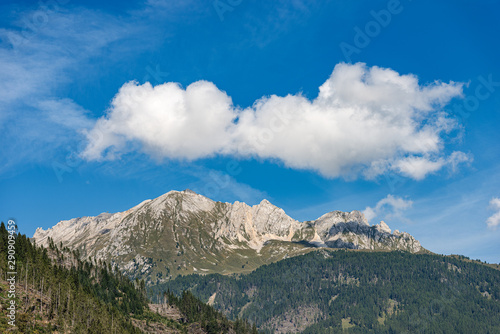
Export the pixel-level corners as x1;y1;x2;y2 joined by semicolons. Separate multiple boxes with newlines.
258;198;273;206
376;221;392;233
313;210;369;235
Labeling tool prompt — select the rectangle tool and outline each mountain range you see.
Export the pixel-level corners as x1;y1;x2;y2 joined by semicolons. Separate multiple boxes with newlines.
33;190;423;284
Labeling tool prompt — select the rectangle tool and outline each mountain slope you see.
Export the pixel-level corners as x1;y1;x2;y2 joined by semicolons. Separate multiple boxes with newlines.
33;190;422;283
0;222;146;333
0;223;258;334
152;250;500;333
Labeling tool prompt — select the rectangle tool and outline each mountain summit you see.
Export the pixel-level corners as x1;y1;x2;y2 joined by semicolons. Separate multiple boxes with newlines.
33;190;422;284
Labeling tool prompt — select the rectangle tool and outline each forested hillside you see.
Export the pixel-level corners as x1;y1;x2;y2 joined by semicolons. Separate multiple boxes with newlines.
152;250;500;333
5;219;499;333
0;222;257;333
0;221;147;333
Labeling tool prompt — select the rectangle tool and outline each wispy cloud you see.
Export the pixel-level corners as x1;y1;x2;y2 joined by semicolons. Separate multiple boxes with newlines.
392;151;472;181
83;62;468;180
185;165;268;205
363;194;413;223
0;3;161;175
487;197;500;229
0;6;133;110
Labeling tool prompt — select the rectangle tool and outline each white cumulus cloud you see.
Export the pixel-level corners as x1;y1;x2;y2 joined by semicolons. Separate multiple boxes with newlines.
363;195;413;223
486;197;500;229
82;62;468;180
83;80;236;161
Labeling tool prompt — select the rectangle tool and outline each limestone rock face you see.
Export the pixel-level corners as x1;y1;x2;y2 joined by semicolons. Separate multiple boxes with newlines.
33;190;422;283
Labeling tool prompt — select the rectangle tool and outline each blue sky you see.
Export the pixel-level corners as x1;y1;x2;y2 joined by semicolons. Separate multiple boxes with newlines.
1;0;499;263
